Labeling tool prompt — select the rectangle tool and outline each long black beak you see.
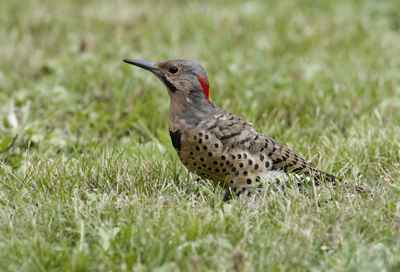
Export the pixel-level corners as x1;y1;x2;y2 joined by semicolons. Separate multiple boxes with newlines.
123;59;158;72
123;58;177;92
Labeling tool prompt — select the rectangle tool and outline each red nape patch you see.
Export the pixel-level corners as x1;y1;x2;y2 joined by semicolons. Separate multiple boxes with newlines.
197;75;211;100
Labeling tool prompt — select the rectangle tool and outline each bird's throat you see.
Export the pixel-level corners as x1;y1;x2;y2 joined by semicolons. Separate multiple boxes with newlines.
169;94;216;129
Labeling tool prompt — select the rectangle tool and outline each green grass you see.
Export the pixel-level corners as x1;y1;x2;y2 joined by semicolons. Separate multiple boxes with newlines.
1;0;400;270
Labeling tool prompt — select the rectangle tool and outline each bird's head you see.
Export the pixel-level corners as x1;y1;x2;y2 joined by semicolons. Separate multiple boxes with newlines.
123;59;212;103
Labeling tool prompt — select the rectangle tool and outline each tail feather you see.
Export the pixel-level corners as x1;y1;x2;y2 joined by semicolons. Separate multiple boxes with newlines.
303;167;338;186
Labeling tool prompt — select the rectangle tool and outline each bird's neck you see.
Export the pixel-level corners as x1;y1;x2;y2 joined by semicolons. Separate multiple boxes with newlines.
169;93;216;131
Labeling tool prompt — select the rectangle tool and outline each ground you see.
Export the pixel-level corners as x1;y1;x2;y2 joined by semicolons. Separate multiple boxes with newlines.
0;0;400;271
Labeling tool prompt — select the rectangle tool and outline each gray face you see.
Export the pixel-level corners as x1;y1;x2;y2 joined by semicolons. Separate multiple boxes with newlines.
123;59;210;99
157;60;207;82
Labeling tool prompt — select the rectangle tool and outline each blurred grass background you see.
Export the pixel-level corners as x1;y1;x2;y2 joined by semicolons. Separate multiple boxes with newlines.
0;0;400;271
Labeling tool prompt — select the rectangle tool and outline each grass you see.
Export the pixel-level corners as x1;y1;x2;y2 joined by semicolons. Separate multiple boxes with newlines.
1;0;400;270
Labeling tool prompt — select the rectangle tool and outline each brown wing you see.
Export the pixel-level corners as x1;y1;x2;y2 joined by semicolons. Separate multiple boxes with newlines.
199;109;336;184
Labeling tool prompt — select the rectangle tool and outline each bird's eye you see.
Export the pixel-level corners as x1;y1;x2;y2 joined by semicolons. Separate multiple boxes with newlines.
169;66;179;74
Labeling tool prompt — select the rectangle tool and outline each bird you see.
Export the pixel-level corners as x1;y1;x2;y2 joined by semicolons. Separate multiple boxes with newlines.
123;59;337;200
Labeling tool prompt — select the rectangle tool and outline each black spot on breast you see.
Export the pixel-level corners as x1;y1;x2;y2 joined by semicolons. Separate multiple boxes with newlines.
246;179;252;184
273;158;283;165
169;130;182;151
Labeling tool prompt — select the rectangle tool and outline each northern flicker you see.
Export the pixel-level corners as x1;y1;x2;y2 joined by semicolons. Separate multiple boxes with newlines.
124;59;337;200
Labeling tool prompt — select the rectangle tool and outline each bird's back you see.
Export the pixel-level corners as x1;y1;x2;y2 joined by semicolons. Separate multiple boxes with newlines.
173;107;336;197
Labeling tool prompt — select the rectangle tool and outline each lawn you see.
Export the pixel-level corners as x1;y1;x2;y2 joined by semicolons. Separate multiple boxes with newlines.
1;0;400;271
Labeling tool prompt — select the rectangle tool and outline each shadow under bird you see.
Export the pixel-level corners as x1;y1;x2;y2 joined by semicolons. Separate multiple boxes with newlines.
124;59;337;201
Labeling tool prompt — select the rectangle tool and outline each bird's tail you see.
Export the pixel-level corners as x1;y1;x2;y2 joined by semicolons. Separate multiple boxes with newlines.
303;167;371;194
304;167;339;186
